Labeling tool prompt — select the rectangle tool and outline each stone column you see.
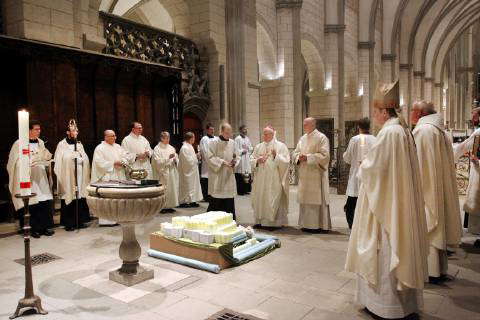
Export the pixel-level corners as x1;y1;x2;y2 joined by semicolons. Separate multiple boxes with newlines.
225;0;246;130
434;83;442;111
358;42;374;118
381;54;395;84
424;78;433;102
413;71;424;101
399;64;411;125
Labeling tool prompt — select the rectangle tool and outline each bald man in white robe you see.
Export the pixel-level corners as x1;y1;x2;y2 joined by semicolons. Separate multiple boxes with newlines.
292;117;331;233
411;101;462;282
91;130;135;225
251;127;290;228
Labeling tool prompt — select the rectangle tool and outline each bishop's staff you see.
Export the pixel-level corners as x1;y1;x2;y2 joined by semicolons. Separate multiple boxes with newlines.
68;119;80;232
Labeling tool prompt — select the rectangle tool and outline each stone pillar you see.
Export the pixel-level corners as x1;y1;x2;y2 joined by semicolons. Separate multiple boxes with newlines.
358;42;374;118
399;64;411;125
225;0;246;130
275;0;303;147
381;54;395;84
325;23;346;146
434;83;442;111
413;71;423;101
424;78;433;102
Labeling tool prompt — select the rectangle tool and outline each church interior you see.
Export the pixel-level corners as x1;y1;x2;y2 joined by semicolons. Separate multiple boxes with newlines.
0;0;480;319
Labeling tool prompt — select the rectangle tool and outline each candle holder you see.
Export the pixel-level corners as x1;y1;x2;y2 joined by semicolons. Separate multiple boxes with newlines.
10;193;48;319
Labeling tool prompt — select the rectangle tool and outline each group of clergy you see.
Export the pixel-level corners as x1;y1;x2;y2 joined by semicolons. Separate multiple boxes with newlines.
344;98;472;319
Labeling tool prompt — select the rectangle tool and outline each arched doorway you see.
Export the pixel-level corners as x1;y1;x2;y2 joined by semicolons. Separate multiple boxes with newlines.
183;112;202;148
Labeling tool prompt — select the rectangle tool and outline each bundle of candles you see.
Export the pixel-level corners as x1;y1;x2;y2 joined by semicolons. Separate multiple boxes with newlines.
161;211;245;244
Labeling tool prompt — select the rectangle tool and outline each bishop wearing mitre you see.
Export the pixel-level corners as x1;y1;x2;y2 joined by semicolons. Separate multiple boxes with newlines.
153;131;179;213
346;82;429;319
292;117;331;233
178;131;203;207
91;129;135;226
121;121;153;178
206;123;239;218
411;101;462;283
251;126;290;229
7;119;55;238
54;120;91;231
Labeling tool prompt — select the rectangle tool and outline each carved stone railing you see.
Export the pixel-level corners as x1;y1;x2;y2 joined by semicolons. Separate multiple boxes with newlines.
100;11;210;115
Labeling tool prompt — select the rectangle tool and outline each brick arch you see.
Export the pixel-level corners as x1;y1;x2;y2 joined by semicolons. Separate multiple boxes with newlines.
257;20;277;80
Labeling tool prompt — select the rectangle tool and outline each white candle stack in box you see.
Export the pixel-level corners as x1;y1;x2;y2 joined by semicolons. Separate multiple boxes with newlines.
160;211;246;244
17;110;31;196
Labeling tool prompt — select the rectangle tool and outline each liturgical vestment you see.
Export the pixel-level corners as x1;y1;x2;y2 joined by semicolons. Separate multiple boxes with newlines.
91;141;134;225
121;133;153;179
206;137;239;216
413;114;462;277
345;117;429;319
454;128;480;234
250;139;290;227
292;129;331;230
178;142;203;204
152;142;179;209
54;138;91;228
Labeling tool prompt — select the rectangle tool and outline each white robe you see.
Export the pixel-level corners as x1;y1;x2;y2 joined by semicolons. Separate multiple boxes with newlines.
250;139;290;226
199;135;216;178
413;114;462;277
343;134;377;197
292;129;331;229
121;133;153;179
53;139;91;205
178;142;203;203
152;143;179;208
7;139;53;211
207;137;239;199
453;127;480;234
91;141;134;225
345;117;429;319
234;135;253;175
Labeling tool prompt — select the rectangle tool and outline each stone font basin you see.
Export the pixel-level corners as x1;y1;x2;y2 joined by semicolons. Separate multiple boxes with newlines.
86;182;165;286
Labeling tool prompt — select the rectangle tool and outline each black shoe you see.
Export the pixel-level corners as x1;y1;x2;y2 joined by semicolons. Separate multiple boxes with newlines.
189;202;200;208
301;228;323;234
178;203;189;208
429;276;444;285
43;229;55;236
160;208;176;213
79;223;88;229
65;226;75;232
31;231;41;239
253;224;262;229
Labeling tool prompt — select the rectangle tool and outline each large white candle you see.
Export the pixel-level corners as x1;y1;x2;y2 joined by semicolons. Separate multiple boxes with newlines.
18;110;31;196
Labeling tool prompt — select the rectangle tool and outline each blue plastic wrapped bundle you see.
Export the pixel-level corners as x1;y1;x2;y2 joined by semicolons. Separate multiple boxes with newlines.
147;249;221;273
233;238;278;261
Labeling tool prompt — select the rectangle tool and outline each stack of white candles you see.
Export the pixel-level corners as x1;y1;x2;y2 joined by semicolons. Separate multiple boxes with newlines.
18;110;31;196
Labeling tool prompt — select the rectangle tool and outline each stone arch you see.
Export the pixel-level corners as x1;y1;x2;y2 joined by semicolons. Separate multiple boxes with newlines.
300;35;325;91
257;20;278;80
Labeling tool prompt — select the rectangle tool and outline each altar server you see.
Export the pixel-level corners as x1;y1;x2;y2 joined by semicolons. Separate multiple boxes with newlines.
121;121;153;178
292;117;331;233
206;123;239;218
153;131;179;213
251;126;290;228
54;120;91;231
234;125;253;195
7;120;55;238
178;132;203;207
346;82;429;319
412;101;462;282
343;118;376;229
453;107;480;247
91;129;135;225
199;123;216;200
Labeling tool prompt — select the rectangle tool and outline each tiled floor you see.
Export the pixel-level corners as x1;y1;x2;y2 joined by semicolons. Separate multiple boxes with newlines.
0;187;479;320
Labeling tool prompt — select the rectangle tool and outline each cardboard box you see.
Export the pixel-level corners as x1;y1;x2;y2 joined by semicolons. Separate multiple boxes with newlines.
150;233;231;269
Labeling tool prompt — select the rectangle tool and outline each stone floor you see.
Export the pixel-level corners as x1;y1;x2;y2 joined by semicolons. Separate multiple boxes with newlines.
0;187;479;320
